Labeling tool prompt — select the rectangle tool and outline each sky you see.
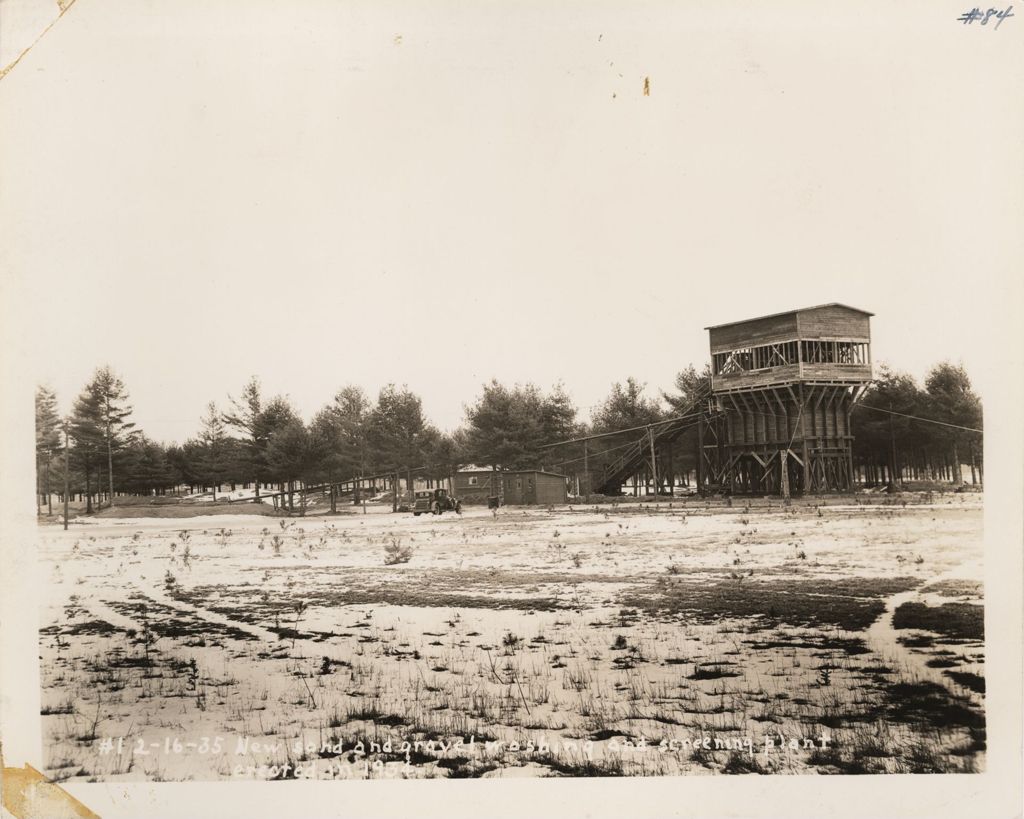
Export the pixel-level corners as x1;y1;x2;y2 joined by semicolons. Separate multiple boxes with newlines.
2;0;1022;446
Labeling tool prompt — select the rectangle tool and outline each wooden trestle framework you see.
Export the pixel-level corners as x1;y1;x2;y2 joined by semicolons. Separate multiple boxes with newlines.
697;382;869;496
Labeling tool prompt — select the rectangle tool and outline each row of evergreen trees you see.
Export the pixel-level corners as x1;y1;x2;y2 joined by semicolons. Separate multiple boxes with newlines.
35;360;982;513
850;363;983;485
34;372;464;513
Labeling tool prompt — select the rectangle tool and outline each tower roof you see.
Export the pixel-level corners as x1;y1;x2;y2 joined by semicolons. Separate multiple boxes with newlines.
704;303;874;331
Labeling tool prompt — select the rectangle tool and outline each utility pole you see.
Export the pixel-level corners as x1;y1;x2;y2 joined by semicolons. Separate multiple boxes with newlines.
105;400;114;510
667;444;675;497
46;450;53;516
888;401;898;492
647;426;657;499
779;449;791;500
62;422;70;531
696;414;705;497
582;440;589;501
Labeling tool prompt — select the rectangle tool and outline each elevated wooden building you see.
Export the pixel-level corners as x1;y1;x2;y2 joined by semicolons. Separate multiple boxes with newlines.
705;303;873;496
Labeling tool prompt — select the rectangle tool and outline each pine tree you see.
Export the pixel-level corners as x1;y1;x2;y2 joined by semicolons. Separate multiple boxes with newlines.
222;377;265;499
366;385;432;511
119;435;176;495
592;377;662;432
660;365;713;487
925;362;982;485
198;402;232;499
69;367;136;511
265;418;313;512
328;385;371;478
35;386;62;515
254;395;302;506
68;383;104;513
464;381;542;470
464;381;579;471
423;430;467;486
95;367;136;506
309;409;344;512
539;383;580;445
663;365;712;414
591;379;664;496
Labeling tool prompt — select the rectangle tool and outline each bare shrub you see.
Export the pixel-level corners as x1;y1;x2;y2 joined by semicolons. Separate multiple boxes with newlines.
384;536;413;565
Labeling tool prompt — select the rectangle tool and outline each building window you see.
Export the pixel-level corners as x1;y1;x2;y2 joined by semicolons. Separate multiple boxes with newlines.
713;340;799;375
800;340;868;365
468;476;478;486
713;339;870;374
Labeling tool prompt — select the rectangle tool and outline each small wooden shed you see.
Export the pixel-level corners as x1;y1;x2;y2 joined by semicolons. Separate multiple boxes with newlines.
453;468;568;505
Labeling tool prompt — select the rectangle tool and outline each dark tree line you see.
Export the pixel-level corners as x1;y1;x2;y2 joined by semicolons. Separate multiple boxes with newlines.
850;363;983;487
36;371;463;513
35;358;983;514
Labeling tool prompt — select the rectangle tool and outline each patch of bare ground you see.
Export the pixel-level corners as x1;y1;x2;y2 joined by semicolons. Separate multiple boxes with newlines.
893;601;984;640
622;576;920;631
920;579;983;598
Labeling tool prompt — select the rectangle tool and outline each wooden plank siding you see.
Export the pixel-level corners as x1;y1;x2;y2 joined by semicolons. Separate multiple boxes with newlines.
453;469;567;505
452;471;494;501
708;313;799;353
713;363;802;392
534;472;568;504
709;305;872;394
715;385;857;447
796;305;871;340
502;471;568;505
801;363;872;381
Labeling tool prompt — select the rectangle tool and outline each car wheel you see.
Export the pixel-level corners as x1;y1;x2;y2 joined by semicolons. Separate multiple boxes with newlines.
413;512;421;516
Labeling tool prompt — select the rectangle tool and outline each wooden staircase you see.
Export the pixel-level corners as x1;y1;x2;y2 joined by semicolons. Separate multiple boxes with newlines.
593;385;714;496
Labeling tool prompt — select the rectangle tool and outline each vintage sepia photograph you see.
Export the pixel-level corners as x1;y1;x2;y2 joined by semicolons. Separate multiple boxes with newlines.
30;307;991;784
1;1;1021;817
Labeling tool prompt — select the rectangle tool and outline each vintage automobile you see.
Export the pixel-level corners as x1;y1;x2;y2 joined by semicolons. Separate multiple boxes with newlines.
412;487;462;516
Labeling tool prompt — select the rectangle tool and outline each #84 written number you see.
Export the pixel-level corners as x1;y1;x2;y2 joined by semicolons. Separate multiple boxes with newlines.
957;5;1014;26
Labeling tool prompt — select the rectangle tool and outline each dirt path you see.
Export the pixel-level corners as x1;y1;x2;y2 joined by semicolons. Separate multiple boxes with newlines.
128;580;280;642
77;594;144;634
865;559;983;698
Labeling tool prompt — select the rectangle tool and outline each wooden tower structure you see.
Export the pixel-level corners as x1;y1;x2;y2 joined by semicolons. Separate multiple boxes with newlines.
703;303;873;496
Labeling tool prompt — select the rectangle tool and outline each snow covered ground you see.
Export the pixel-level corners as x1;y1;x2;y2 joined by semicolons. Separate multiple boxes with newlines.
36;494;985;781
